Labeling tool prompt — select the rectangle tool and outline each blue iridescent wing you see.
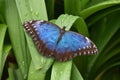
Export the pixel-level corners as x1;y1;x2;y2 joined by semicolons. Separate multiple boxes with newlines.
23;20;98;61
23;20;60;56
55;31;98;61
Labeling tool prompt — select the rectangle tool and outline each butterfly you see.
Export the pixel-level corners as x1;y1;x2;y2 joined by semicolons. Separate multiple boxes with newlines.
23;20;98;61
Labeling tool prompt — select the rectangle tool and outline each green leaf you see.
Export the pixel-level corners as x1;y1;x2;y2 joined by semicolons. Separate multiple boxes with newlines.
28;61;52;80
80;0;120;19
15;0;54;80
55;14;79;30
7;64;24;80
1;44;12;79
0;24;7;79
51;61;72;80
96;60;120;80
0;0;5;21
64;0;81;15
51;14;79;80
87;11;120;79
15;0;48;22
27;33;53;80
71;64;83;80
6;0;30;78
45;0;55;19
7;68;16;80
86;5;120;26
74;17;89;36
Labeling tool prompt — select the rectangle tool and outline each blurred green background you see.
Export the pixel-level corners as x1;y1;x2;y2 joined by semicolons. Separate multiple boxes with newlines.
0;0;120;80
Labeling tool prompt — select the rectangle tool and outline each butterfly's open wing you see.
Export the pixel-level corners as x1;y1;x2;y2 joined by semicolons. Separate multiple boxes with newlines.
23;20;98;61
55;31;98;61
23;20;60;57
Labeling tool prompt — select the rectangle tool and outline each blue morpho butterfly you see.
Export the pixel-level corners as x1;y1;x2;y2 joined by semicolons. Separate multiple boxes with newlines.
23;20;98;61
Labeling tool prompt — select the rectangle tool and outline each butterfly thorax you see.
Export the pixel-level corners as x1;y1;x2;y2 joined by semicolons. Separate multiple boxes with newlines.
56;27;66;45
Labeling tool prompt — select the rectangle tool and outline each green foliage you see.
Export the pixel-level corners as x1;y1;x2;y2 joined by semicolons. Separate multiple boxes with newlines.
0;0;120;80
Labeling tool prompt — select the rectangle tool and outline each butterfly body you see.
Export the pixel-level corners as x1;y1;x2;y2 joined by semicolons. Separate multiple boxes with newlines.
23;20;98;61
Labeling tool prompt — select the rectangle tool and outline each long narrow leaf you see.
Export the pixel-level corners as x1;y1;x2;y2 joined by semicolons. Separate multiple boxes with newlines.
0;24;7;79
80;0;120;19
51;14;79;80
6;0;29;78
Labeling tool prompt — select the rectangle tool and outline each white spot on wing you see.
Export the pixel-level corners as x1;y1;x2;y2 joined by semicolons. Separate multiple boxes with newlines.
40;20;44;22
48;54;51;57
35;28;38;31
79;52;81;55
33;37;37;41
29;20;33;23
85;37;90;42
93;45;96;48
27;28;31;31
86;46;89;48
32;23;34;26
83;52;86;55
83;47;86;49
31;34;35;38
24;24;28;27
74;53;77;56
91;51;93;54
89;46;91;48
88;51;90;54
94;50;96;53
30;31;33;34
37;32;39;34
38;20;44;24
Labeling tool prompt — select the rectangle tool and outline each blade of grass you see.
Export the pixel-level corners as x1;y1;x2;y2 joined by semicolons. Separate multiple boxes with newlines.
0;24;7;79
55;14;79;30
51;61;72;80
0;14;4;23
51;14;79;80
16;0;52;69
45;0;55;19
15;0;55;80
6;0;30;78
96;61;120;80
89;46;120;79
88;11;120;79
64;0;81;15
28;61;53;80
0;0;5;20
91;11;120;53
71;64;83;80
15;0;48;22
1;44;12;79
25;33;53;69
74;17;89;36
72;17;90;79
7;67;16;80
80;0;120;19
26;31;53;80
7;64;24;80
86;5;120;26
94;34;120;70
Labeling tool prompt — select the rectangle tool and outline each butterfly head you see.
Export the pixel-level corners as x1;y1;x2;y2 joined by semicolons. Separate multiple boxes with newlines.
60;26;66;34
62;26;66;30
